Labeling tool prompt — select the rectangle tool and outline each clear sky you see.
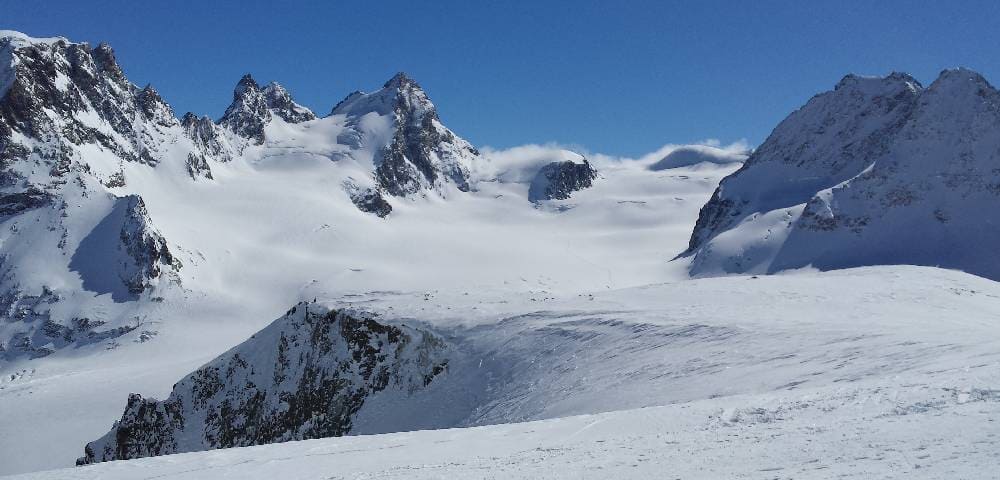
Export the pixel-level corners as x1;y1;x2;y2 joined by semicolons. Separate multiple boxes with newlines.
6;0;1000;156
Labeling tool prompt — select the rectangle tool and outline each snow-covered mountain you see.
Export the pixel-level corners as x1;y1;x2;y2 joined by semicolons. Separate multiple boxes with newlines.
683;69;1000;279
4;28;999;480
0;31;506;363
1;30;745;475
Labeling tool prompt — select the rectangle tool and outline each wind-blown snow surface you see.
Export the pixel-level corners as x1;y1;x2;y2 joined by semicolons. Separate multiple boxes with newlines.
10;266;1000;479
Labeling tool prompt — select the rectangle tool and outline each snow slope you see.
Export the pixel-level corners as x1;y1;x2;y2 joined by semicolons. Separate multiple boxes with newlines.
11;266;1000;479
684;69;1000;280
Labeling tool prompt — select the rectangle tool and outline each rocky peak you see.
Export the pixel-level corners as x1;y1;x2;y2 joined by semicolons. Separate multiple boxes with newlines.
218;73;270;143
182;111;231;163
219;75;316;142
90;42;127;85
0;32;177;169
262;81;316;123
920;68;1000;111
528;157;598;202
684;70;924;256
136;84;177;127
116;194;179;295
332;72;478;197
384;71;412;88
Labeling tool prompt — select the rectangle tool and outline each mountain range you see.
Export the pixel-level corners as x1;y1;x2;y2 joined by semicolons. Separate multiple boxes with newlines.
2;30;1000;478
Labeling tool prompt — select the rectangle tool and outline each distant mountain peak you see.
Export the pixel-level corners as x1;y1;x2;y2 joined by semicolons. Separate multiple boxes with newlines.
218;73;270;142
383;71;415;89
262;81;316;123
219;74;315;142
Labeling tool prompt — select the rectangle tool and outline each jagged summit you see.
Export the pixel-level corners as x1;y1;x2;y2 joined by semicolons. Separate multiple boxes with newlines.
262;81;316;123
331;72;479;196
684;67;1000;281
218;74;315;142
136;84;177;127
330;71;431;118
218;73;270;142
383;71;414;89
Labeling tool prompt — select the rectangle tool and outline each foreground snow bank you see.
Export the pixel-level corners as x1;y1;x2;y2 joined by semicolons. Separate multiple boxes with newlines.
14;372;999;479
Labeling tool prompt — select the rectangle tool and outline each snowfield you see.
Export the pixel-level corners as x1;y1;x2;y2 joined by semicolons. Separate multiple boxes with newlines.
7;266;1000;479
0;155;740;474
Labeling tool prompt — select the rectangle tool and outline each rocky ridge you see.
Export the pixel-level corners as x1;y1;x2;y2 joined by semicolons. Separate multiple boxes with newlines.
78;302;449;464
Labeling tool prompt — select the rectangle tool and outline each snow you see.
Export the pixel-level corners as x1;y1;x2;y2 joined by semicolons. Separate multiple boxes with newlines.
7;266;1000;479
0;30;69;48
2;31;999;478
686;69;1000;280
0;134;739;474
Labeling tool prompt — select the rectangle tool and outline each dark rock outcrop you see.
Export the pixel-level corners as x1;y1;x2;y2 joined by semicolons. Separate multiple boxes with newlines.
262;82;316;123
181;112;231;163
117;195;178;294
344;181;392;218
0;187;51;216
78;303;449;464
218;75;315;144
528;158;598;202
218;74;270;144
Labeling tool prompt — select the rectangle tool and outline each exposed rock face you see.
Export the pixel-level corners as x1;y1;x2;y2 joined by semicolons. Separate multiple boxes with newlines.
683;69;1000;280
117;195;178;294
218;75;316;144
136;85;178;128
0;187;51;216
528;158;598;202
263;82;316;123
1;33;163;172
181;112;232;163
218;74;271;144
343;180;392;218
332;73;479;197
78;303;449;464
185;152;213;180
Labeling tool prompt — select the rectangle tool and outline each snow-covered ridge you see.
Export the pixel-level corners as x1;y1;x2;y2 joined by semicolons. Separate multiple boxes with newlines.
78;302;448;464
683;68;1000;280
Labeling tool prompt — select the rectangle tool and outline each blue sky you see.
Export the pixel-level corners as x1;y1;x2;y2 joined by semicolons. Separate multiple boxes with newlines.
6;0;1000;156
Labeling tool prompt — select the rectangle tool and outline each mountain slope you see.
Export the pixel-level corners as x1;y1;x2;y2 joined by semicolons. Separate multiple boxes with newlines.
683;69;1000;280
